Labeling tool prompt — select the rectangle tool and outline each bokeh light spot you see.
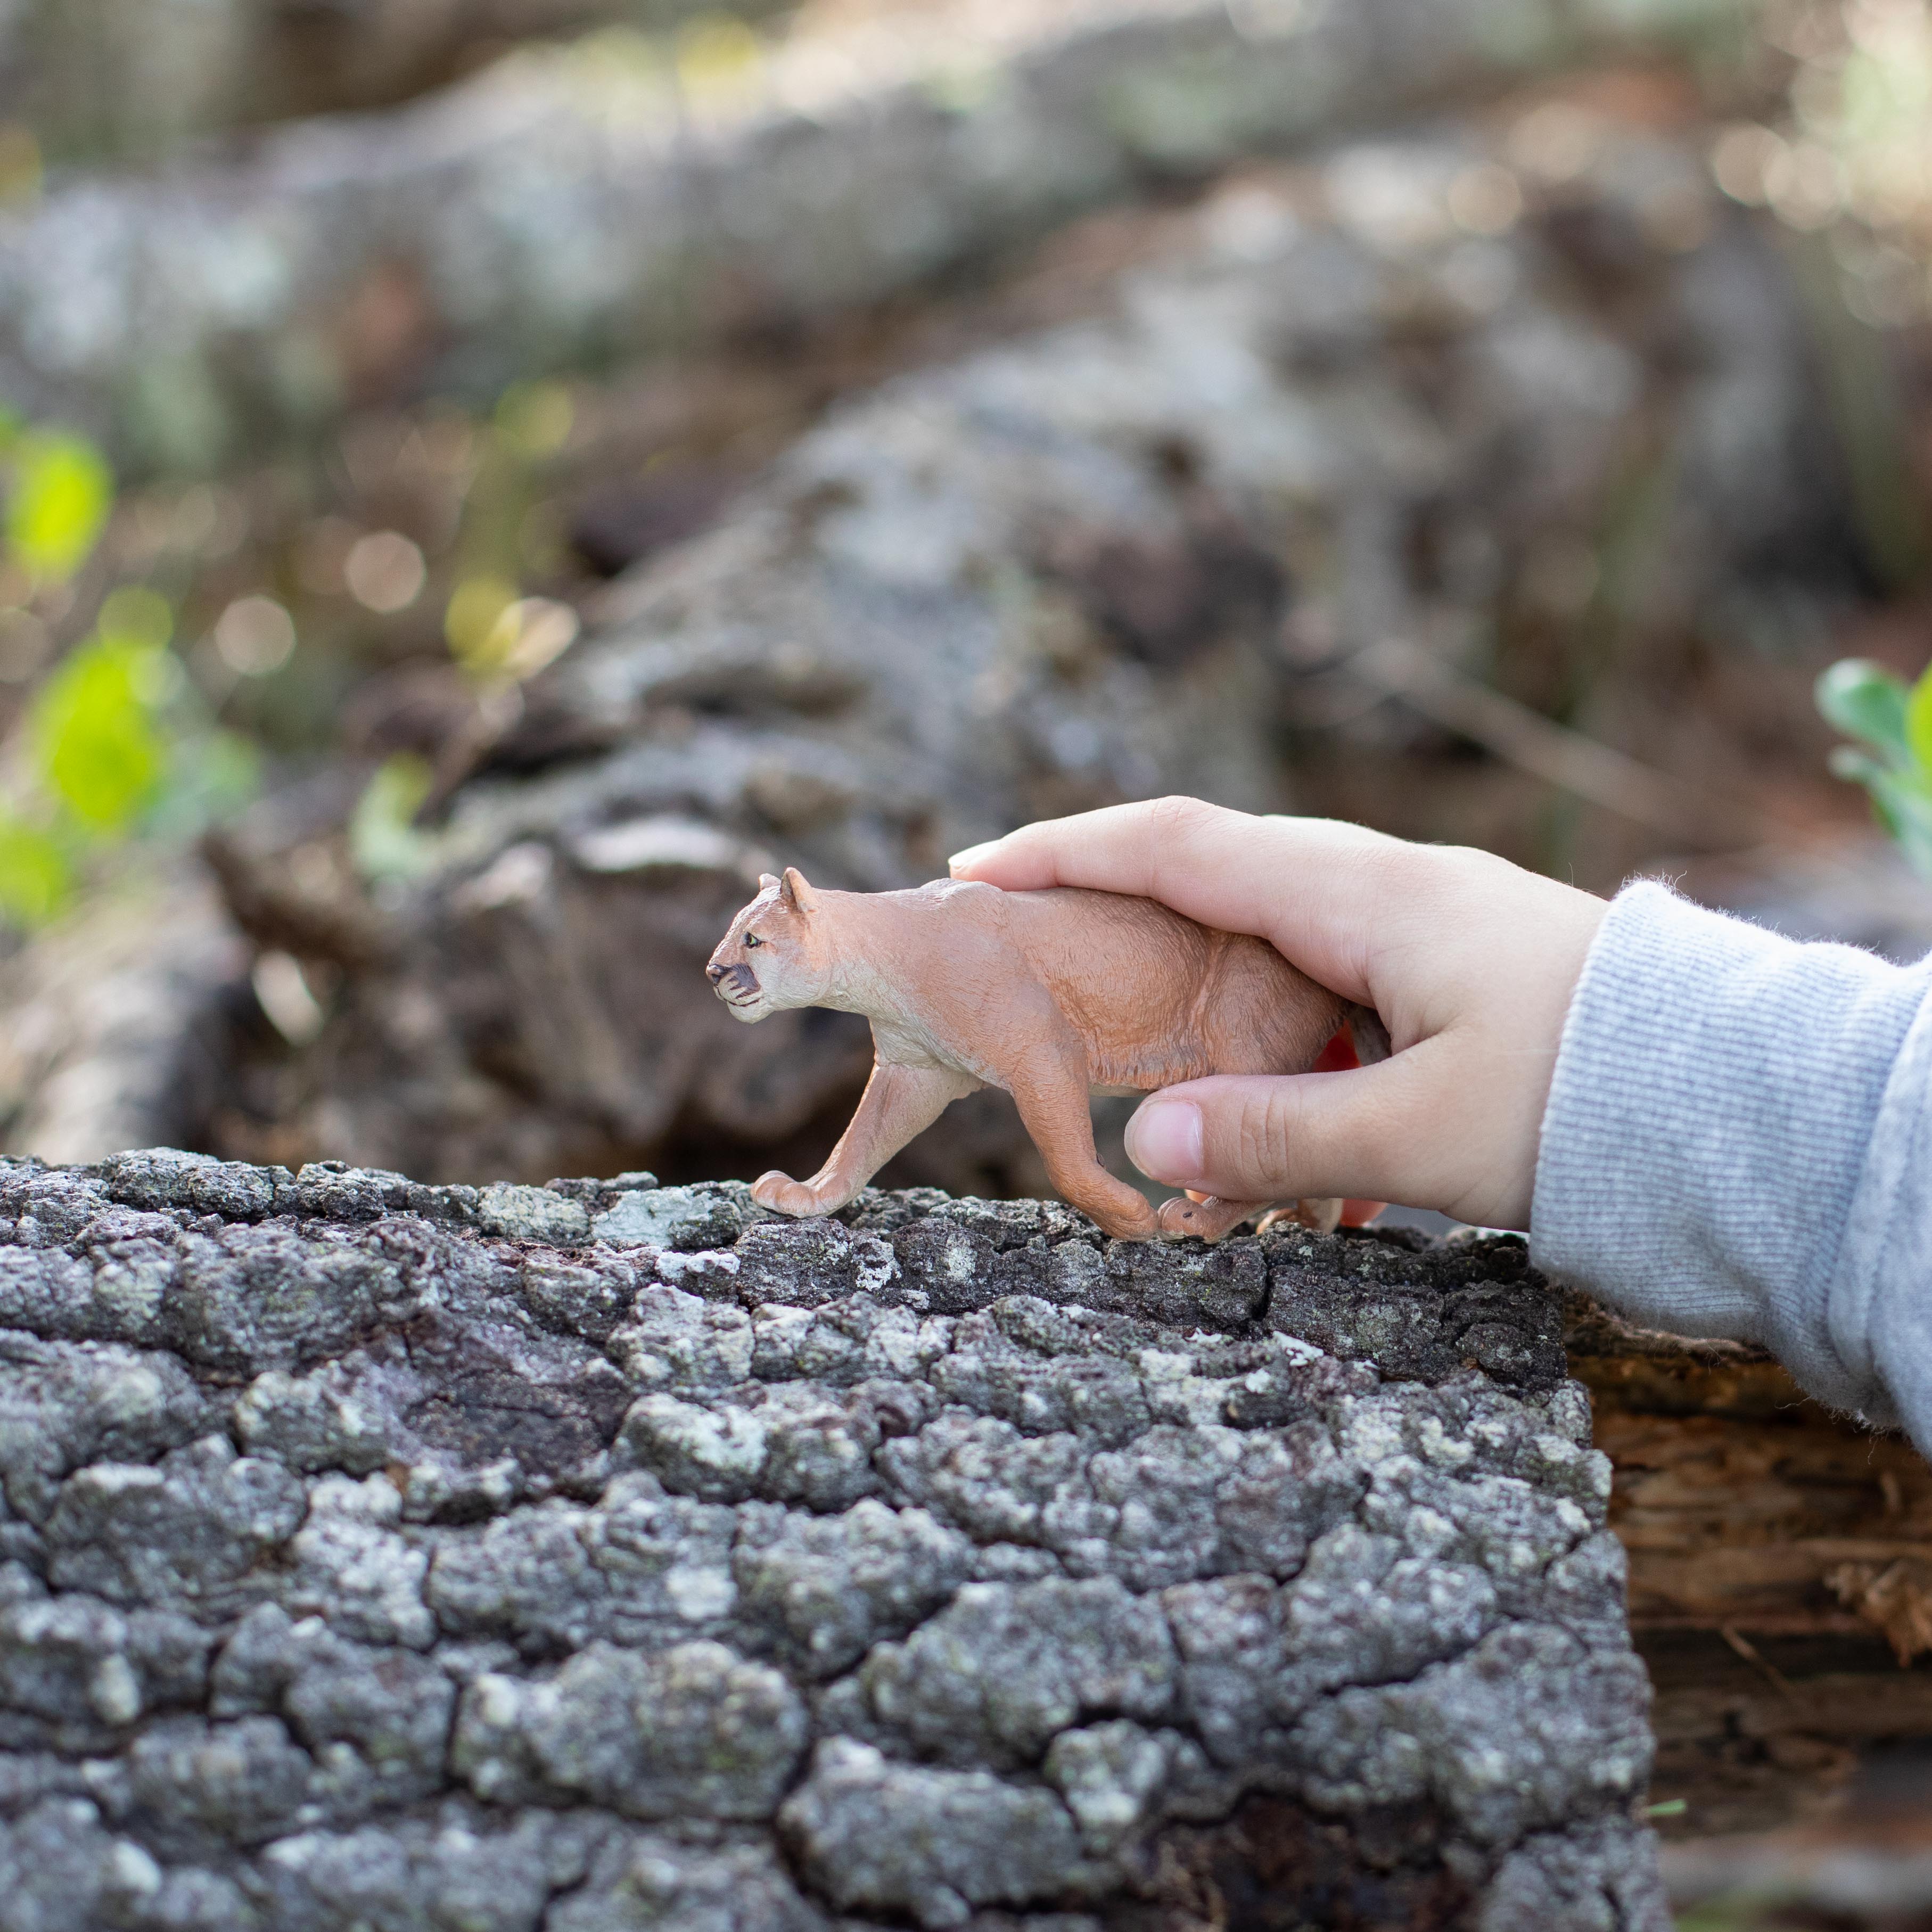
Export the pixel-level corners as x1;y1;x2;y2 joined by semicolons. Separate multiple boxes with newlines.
1711;124;1785;205
1765;139;1846;229
215;597;298;677
346;531;428;614
1507;103;1605;183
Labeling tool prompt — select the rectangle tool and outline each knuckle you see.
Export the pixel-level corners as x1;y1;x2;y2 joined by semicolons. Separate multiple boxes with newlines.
1144;794;1221;841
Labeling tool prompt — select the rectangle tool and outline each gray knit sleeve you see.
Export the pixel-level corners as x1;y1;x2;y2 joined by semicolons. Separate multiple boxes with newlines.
1530;879;1932;1447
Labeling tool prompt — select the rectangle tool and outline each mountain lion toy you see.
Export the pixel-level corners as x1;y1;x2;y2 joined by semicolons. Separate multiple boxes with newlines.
706;868;1388;1242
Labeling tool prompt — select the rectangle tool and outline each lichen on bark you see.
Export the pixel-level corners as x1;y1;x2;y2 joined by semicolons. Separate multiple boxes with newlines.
0;1150;1665;1928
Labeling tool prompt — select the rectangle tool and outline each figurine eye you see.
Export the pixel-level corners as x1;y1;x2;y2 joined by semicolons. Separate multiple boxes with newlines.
744;933;762;948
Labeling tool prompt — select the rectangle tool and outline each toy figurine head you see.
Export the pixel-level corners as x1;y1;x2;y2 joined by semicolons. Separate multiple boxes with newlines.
706;868;832;1022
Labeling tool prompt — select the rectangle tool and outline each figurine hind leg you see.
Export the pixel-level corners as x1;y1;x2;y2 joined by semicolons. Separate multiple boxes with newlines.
1160;983;1364;1240
1007;1047;1161;1242
1256;1199;1346;1236
754;1059;979;1218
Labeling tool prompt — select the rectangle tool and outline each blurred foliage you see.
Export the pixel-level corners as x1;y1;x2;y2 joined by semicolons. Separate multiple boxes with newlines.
1;425;113;584
350;753;437;882
33;633;169;834
1817;654;1932;872
441;379;579;685
1706;0;1932;591
1714;0;1932;287
334;376;582;883
0;426;257;930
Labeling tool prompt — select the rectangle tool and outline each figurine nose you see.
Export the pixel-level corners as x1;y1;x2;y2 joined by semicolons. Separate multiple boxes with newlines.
706;963;729;983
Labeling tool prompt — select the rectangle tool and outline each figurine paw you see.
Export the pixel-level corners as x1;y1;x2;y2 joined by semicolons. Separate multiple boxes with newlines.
1156;1196;1207;1239
752;1171;823;1217
1254;1197;1343;1237
1296;1196;1344;1236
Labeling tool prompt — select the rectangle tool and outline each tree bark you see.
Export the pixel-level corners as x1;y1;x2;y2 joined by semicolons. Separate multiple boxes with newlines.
0;1152;1667;1929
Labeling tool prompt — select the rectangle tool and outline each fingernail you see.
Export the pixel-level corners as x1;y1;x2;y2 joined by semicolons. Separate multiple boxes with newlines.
947;840;1000;876
1126;1098;1204;1183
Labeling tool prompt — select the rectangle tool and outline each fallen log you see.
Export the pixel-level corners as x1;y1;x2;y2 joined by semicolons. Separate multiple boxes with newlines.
1568;1301;1932;1844
190;118;1867;1189
0;0;1773;467
0;1150;1669;1929
0;868;244;1168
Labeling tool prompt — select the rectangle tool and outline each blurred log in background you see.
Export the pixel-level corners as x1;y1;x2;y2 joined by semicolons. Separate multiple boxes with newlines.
0;0;798;161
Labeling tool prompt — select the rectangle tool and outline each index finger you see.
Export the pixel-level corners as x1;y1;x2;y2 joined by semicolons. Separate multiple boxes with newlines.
948;797;1417;1002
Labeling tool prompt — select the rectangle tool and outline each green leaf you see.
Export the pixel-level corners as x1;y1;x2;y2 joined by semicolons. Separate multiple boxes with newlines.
0;817;69;926
28;636;167;834
1828;745;1903;834
1828;745;1889;786
1816;658;1911;758
6;433;113;583
349;754;437;881
1906;660;1932;780
1869;768;1932;882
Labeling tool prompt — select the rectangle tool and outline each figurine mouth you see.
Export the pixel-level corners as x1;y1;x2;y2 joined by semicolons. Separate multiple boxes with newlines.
708;961;763;1011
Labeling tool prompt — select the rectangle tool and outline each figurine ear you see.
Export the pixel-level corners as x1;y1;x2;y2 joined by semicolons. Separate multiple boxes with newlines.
780;866;819;915
758;873;780;893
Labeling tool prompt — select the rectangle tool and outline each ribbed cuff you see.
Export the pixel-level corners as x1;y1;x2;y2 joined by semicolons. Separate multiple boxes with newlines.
1530;880;1927;1425
1830;985;1932;1447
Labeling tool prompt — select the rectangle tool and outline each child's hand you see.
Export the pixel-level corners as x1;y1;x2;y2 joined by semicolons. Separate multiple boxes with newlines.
949;799;1607;1230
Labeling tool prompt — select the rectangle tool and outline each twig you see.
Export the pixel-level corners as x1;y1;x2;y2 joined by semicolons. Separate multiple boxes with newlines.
1336;635;1772;848
1720;1623;1796;1699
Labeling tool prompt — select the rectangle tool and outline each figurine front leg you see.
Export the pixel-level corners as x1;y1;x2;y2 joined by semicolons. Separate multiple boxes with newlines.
754;1059;979;1219
1007;1047;1162;1242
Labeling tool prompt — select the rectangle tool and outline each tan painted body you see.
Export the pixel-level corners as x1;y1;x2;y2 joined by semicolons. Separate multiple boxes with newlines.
706;868;1378;1242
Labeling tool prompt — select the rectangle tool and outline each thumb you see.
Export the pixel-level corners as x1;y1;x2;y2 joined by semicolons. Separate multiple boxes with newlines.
1124;1055;1439;1209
